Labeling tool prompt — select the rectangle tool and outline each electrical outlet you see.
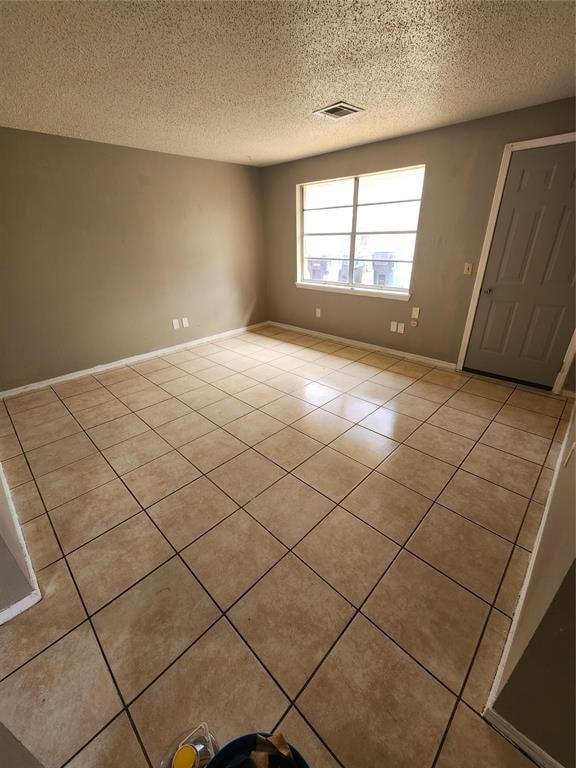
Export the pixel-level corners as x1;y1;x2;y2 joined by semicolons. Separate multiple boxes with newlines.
410;319;418;327
172;319;180;330
411;306;420;319
390;321;398;332
464;262;473;275
397;322;405;334
182;317;189;328
315;308;321;318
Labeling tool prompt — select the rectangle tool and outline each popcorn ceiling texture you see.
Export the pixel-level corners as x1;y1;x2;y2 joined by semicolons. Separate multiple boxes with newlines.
0;0;574;165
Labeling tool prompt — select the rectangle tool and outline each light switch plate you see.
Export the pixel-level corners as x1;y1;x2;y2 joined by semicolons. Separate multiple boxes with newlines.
464;262;473;275
172;319;180;330
182;317;189;328
390;321;397;332
411;307;420;319
315;308;321;318
397;322;405;334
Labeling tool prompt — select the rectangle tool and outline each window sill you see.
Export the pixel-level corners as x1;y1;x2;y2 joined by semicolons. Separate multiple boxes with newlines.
295;281;411;301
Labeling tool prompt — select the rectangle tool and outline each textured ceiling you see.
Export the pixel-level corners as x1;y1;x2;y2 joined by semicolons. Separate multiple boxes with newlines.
0;1;574;166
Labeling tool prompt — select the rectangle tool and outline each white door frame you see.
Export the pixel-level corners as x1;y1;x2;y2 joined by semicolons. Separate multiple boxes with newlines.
456;132;576;394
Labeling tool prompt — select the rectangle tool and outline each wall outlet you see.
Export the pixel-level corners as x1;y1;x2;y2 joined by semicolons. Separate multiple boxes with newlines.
410;319;418;328
464;262;473;275
411;306;420;319
390;321;398;332
397;322;405;334
315;308;321;318
172;319;180;329
182;317;189;328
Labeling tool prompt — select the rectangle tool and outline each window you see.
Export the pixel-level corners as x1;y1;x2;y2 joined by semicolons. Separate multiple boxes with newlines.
297;165;425;298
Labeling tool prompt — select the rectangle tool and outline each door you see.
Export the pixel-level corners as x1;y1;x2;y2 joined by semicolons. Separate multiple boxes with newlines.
465;142;575;388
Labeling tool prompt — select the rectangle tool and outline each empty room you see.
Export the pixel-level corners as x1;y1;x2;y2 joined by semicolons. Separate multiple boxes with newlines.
0;2;574;767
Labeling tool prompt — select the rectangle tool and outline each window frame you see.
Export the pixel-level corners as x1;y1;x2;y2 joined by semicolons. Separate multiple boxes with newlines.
296;165;425;300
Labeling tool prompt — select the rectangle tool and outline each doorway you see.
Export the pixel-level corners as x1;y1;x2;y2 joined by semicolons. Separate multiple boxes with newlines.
458;134;575;389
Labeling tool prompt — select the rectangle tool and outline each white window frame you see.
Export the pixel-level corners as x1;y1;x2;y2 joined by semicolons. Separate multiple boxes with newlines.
295;166;425;301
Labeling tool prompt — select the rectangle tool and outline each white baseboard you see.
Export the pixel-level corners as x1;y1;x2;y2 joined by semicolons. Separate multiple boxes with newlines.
269;321;457;370
0;322;268;399
484;707;566;768
0;588;41;625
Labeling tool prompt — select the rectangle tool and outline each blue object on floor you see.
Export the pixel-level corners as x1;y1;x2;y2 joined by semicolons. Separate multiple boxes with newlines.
206;733;309;768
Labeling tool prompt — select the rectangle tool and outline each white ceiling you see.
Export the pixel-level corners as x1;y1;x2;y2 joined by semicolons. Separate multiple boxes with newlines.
0;1;574;166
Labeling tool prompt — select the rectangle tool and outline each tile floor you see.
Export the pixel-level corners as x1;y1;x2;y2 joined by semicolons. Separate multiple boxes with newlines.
0;324;571;768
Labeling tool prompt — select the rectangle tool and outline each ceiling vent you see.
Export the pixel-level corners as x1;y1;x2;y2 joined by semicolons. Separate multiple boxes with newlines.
314;101;364;119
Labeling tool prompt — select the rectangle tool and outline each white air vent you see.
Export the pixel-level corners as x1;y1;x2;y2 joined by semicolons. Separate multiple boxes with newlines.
314;101;364;119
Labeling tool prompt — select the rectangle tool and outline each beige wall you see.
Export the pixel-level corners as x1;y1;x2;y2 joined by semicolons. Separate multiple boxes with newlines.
0;128;266;390
261;98;575;363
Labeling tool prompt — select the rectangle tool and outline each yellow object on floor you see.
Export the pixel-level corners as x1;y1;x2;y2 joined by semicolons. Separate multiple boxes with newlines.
172;743;198;768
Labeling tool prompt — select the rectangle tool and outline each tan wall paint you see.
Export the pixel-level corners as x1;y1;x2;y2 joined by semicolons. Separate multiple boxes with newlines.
261;98;575;363
0;128;266;389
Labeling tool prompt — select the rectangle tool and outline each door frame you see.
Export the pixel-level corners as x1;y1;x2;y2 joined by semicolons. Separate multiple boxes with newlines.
456;132;576;393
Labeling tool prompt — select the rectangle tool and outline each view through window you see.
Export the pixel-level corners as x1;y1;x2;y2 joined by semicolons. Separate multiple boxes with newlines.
299;165;425;293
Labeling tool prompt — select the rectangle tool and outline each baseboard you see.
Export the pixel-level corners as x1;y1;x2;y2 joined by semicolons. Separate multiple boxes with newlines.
484;707;565;768
0;321;269;399
0;589;41;625
269;321;457;370
562;389;575;400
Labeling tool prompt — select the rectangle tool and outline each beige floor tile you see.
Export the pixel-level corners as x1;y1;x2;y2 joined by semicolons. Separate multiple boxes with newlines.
103;430;172;474
507;389;565;418
37;453;116;510
533;466;554;503
517;500;545;551
96;366;142;386
217;372;258;395
360;406;421;441
148;476;237;549
462;444;540;497
360;351;400;369
196;363;237;383
155;411;216;447
26;431;96;477
22;514;62;570
17;413;82;451
67;512;173;613
545;440;561;469
0;433;21;460
405;423;474;466
145;364;188;385
404;380;457;404
461;378;514;402
436;703;534;767
118;386;172;411
64;387;116;414
388;360;432;378
255;426;323;470
496;547;530;617
495;404;558;439
161;349;198;365
438;470;527;541
0;559;85;680
349;380;398;405
378;445;455;499
130;619;288;766
245;475;334;547
67;712;148;768
225;410;284;445
445;391;501;419
427;404;490;440
11;400;69;430
247;365;286;384
136;397;191;427
342;472;431;544
297;614;454;768
208;449;285;504
10;480;45;523
88;413;149;450
236;383;284;407
50;479;141;553
261;394;317;423
123;451;199;507
480;421;550;464
5;388;59;415
321;393;378;422
178;384;228;410
179;357;218;374
293;409;353;443
229;554;353;696
386;392;440;420
0;623;121;768
131;357;171;374
295;507;399;606
160;373;204;395
108;374;162;396
276;708;339;768
294;447;369;502
553;417;569;443
421;369;470;389
74;399;131;429
179;428;247;472
183;510;286;608
317;370;360;392
333;345;368;361
408;505;512;601
364;551;488;691
2;454;32;487
93;558;219;700
293;381;340;407
371;370;416;390
463;609;511;713
199;395;254;425
330;425;397;468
